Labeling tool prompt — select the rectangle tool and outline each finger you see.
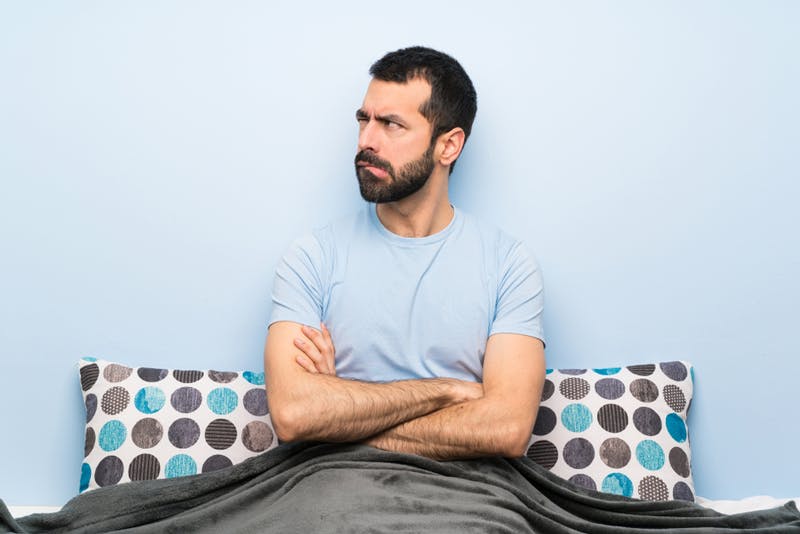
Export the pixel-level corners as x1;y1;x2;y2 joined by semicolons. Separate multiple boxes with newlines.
294;337;325;373
303;324;334;374
320;323;336;375
295;354;318;374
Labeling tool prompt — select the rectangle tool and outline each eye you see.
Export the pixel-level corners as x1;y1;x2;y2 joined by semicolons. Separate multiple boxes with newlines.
382;119;402;131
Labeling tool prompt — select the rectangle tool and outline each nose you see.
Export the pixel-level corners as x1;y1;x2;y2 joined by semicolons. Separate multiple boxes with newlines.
357;119;379;153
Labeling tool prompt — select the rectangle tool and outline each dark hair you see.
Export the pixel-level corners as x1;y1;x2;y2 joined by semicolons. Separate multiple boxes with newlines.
369;46;477;172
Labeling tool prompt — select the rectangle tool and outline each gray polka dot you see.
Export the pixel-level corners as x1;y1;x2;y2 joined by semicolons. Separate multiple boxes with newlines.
129;454;160;481
599;437;631;468
541;379;555;401
669;447;691;478
95;456;124;487
627;364;655;376
169;418;201;449
209;370;238;383
595;378;625;400
241;421;273;452
84;427;95;458
101;386;130;415
171;387;203;414
138;367;168;382
533;406;557;436
103;364;133;383
132;418;163;449
203;455;233;473
173;369;204;383
638;475;669;501
527;440;558;470
559;369;587;375
597;404;628;433
663;384;687;412
243;388;268;416
660;361;688;381
205;419;237;450
563;437;594;469
85;394;97;423
80;364;99;391
630;379;659;403
673;481;694;501
632;407;662;436
569;474;597;491
559;377;590;400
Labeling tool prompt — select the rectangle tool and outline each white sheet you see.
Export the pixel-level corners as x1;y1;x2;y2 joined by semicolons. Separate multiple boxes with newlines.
8;497;799;518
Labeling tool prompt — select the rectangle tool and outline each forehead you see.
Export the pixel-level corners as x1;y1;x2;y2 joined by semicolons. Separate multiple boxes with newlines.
360;78;432;119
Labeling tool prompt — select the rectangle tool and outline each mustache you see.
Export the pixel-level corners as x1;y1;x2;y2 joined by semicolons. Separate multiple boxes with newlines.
355;150;392;173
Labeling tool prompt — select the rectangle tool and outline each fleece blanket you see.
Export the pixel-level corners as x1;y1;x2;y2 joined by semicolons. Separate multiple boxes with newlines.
2;442;799;533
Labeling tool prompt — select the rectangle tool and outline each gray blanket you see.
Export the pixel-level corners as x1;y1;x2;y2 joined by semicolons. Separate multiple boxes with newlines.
2;442;799;533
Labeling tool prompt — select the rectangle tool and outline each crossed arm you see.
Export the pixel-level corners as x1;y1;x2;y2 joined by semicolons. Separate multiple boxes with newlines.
264;321;545;460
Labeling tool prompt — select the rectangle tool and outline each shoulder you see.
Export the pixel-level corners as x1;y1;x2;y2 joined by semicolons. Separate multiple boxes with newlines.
282;206;372;263
457;209;539;267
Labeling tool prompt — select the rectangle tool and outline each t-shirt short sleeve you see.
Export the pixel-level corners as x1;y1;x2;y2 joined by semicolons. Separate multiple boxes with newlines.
489;241;545;345
269;233;327;329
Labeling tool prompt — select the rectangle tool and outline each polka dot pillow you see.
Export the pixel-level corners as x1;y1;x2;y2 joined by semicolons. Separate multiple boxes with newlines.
526;360;695;502
78;358;277;492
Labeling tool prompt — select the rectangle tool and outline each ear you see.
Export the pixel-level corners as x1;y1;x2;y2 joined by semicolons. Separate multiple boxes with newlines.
436;127;466;168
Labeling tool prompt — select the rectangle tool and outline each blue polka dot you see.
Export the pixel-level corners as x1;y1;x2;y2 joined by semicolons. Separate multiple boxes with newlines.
593;367;621;375
601;473;633;497
165;454;197;478
79;463;91;492
135;387;166;414
81;357;98;362
636;439;665;470
666;413;687;443
561;404;593;432
207;388;238;415
98;420;127;452
545;368;553;375
690;366;695;384
243;371;265;386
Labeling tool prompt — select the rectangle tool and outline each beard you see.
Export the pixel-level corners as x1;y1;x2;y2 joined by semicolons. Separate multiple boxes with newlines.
355;143;435;203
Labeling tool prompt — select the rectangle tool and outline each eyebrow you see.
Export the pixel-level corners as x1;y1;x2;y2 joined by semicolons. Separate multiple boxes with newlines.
355;109;406;126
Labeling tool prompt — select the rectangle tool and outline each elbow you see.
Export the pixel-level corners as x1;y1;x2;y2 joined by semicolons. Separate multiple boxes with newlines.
269;402;307;443
500;421;533;458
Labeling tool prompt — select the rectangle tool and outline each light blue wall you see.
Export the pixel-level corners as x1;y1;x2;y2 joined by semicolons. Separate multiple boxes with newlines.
1;1;798;505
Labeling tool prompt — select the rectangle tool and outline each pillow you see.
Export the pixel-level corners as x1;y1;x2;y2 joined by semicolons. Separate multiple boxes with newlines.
526;360;695;502
78;358;278;492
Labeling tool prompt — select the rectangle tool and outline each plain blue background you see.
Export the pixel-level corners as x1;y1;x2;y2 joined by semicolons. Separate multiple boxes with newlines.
1;1;798;505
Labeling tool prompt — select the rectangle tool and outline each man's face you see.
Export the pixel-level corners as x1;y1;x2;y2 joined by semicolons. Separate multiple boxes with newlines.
355;78;436;203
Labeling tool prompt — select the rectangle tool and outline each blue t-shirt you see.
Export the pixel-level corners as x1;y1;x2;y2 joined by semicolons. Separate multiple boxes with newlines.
269;204;544;383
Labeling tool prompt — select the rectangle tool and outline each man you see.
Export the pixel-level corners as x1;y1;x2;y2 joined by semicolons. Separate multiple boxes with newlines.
264;46;545;460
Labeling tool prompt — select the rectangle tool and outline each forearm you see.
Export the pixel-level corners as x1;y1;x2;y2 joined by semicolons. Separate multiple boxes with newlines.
366;396;534;460
270;374;474;443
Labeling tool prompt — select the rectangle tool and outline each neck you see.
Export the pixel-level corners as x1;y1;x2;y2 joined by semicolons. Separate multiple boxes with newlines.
375;168;453;238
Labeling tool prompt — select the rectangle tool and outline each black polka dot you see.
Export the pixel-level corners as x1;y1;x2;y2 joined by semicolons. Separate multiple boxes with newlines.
660;361;688;381
563;438;594;469
673;481;694;501
632;407;662;436
85;394;97;423
168;418;201;449
95;456;124;487
559;377;590;400
597;404;628;433
540;379;555;401
132;418;163;449
243;388;268;416
242;421;273;453
527;440;558;470
599;437;631;468
173;369;204;383
205;419;237;450
171;387;203;413
627;364;655;376
630;379;659;403
663;385;687;412
569;474;596;491
203;455;233;473
84;427;95;458
209;370;238;383
137;367;168;382
101;386;130;415
669;447;691;478
129;454;160;481
595;378;625;400
533;406;557;436
80;364;99;391
639;476;669;501
559;369;587;376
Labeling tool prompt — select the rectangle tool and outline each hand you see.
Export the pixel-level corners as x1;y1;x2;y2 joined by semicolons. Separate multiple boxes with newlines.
293;323;337;376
